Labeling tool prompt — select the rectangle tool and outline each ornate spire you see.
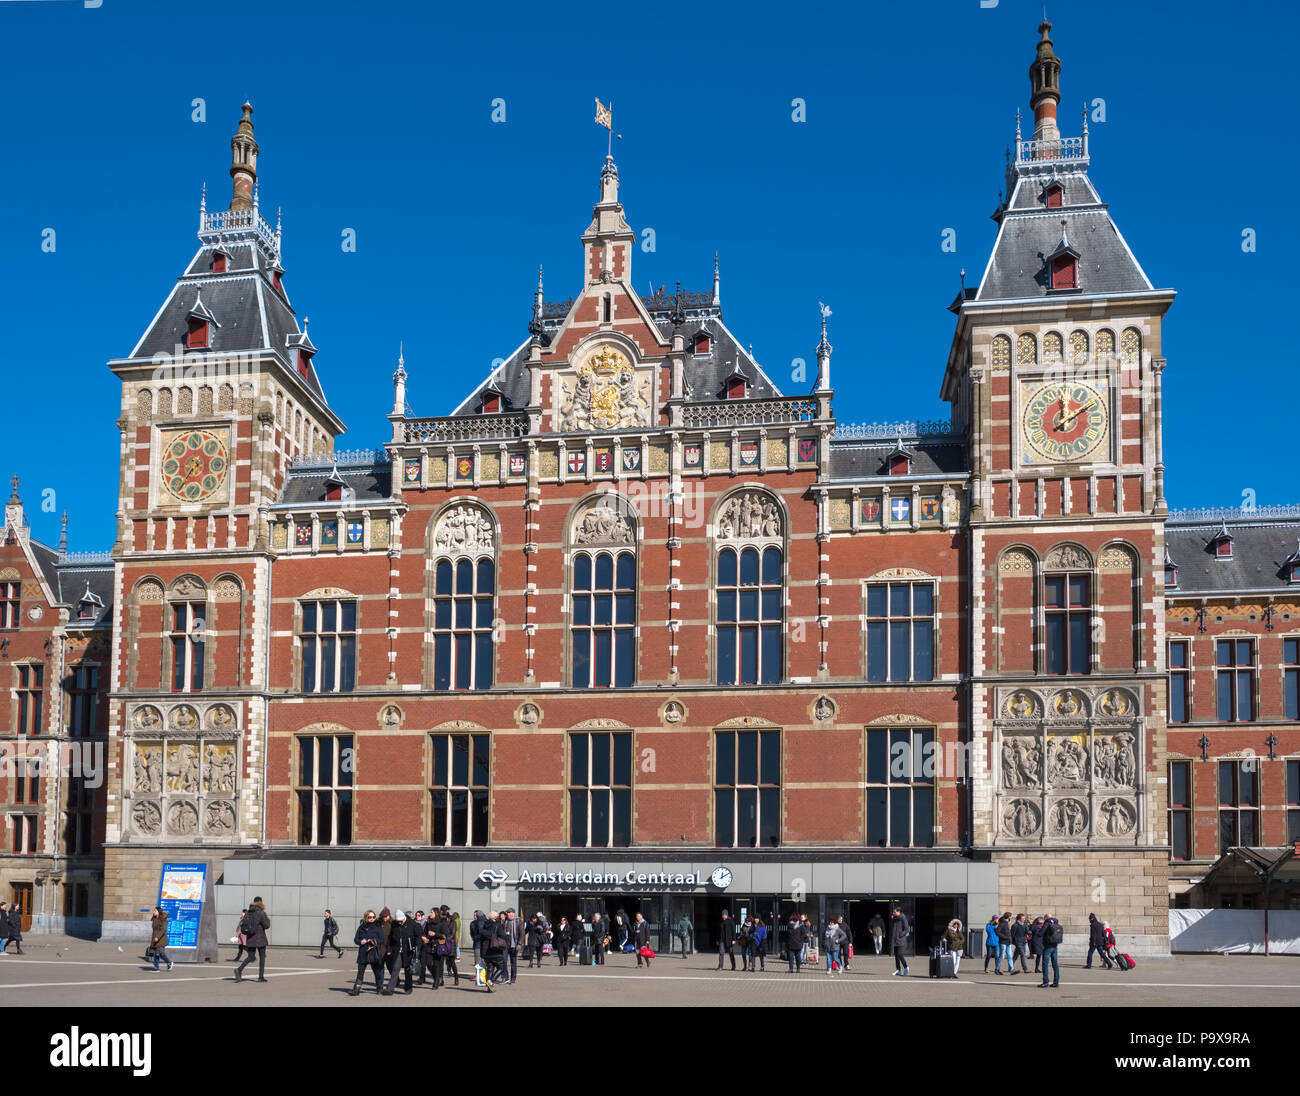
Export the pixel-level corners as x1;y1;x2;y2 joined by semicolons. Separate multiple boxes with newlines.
59;511;68;553
392;343;408;416
713;252;721;306
669;280;686;330
1029;21;1062;142
7;473;18;504
529;265;544;339
229;101;259;212
815;303;833;392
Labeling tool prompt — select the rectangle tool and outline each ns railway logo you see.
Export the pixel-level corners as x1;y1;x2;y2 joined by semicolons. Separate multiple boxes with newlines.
476;866;733;889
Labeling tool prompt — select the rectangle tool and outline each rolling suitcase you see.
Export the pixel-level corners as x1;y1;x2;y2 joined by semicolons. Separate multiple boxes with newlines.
578;937;591;965
928;945;957;978
1116;952;1134;971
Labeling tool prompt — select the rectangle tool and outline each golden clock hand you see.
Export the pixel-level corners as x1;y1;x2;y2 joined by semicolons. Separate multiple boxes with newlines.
1060;400;1096;430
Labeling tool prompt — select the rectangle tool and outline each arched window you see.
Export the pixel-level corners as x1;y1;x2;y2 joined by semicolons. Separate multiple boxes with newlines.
1095;329;1115;364
431;504;497;691
569;496;637;688
1120;327;1141;368
715;491;784;685
990;334;1011;369
1042;331;1063;362
1016;333;1037;366
137;389;153;420
1043;544;1093;676
1069;330;1089;364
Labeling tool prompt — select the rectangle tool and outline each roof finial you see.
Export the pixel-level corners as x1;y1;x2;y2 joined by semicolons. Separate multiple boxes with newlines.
59;511;68;553
815;302;833;392
712;251;721;307
1081;100;1089;135
529;266;545;340
9;474;20;503
1015;108;1022;143
392;343;408;416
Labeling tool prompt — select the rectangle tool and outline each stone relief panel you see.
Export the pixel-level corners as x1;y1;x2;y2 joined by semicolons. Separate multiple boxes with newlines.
558;344;653;431
992;686;1142;846
572;497;635;546
125;701;241;842
716;492;782;541
433;505;494;554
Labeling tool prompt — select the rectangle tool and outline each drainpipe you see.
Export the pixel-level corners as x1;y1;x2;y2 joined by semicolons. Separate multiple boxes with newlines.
260;553;272;849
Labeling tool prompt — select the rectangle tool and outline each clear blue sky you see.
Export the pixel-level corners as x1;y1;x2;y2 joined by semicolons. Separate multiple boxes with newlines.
1;0;1295;550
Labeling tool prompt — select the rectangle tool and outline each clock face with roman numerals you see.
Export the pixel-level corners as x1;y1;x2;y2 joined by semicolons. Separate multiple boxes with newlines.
1020;382;1109;465
160;429;230;502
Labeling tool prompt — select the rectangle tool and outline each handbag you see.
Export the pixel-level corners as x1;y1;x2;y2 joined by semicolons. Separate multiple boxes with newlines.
639;946;655;958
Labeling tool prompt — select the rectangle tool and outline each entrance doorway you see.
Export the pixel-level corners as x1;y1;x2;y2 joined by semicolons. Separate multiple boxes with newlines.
518;893;666;955
10;883;33;933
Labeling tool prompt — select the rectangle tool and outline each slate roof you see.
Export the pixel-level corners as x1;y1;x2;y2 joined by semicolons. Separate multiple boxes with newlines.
448;299;783;418
127;238;329;406
1165;519;1300;595
26;539;114;627
828;438;969;481
976;166;1153;302
278;461;393;506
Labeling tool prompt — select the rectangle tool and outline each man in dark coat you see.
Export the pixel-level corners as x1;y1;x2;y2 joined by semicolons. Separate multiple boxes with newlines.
481;913;508;990
348;910;384;995
633;912;652;968
1011;913;1031;973
7;903;23;955
504;908;524;983
555;917;573;966
1029;916;1046;973
526;914;548;968
317;909;343;959
469;910;487;966
590;912;606;965
716;909;736;971
786;915;806;973
1085;912;1114;969
1038;912;1063;989
888;906;911;976
384;911;417;995
234;899;270;982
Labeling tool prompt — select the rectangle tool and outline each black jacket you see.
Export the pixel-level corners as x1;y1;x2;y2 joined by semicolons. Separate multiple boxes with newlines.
323;916;339;937
389;919;417;961
354;920;384;964
888;913;911;949
470;915;486;943
8;909;22;940
633;920;650;948
719;917;735;947
556;923;573;947
1011;920;1028;947
996;916;1012;943
526;920;547;948
504;917;524;949
482;920;508;955
1088;914;1107;948
1029;921;1046;955
786;921;806;951
240;905;270;948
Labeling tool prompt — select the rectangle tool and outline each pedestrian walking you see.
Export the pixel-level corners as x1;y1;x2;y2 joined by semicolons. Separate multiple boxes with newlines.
983;915;1000;973
481;913;508;990
888;905;911;976
838;916;854;971
504;908;523;982
614;907;630;953
233;897;270;983
0;902;7;955
1085;912;1114;969
1038;913;1063;989
438;910;461;986
317;909;343;959
6;903;22;956
418;915;441;990
1011;913;1031;973
230;908;248;962
676;912;693;957
470;909;487;967
786;914;806;973
385;910;417;995
591;912;606;965
1029;916;1045;973
148;907;174;972
868;912;885;955
717;909;736;971
799;914;812;965
942;918;965;976
823;918;847;974
633;912;653;968
997;911;1015;975
556;917;573;966
751;916;767;971
736;917;753;971
526;914;548;968
1103;921;1118;969
348;910;384;996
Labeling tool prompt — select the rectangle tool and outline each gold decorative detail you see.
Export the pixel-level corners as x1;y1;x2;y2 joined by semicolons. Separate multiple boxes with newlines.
710;442;731;470
1006;691;1037;719
0;567;20;581
371;518;391;548
1095;329;1115;362
1120;327;1141;366
21;581;43;600
271;522;288;550
588;345;627;378
169;705;199;730
766;438;788;465
829;498;851;530
1042;331;1063;362
1052;691;1085;718
213;578;241;601
1099;546;1133;570
480;452;500;480
429;455;448;481
539;449;559;478
164;742;201;792
999;549;1032;573
1016;333;1037;366
1098;689;1133;717
648;445;669;473
990;334;1011;370
1069;330;1089;363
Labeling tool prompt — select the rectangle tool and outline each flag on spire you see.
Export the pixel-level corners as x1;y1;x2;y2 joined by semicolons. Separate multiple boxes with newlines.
595;98;612;130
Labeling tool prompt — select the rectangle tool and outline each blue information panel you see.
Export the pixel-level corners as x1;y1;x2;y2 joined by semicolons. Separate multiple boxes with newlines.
157;863;207;949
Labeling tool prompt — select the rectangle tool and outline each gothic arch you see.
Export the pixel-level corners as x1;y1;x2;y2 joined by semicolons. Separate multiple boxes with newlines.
564;490;639;550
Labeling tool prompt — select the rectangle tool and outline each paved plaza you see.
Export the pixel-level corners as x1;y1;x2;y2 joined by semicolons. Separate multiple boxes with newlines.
2;937;1297;1007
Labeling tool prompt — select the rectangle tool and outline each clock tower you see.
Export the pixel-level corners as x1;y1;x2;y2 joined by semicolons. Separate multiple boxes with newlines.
98;106;344;938
941;24;1177;950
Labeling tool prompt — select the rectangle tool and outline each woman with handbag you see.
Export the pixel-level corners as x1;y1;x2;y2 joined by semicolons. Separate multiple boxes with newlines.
437;913;461;986
633;912;653;968
348;910;384;996
149;908;174;973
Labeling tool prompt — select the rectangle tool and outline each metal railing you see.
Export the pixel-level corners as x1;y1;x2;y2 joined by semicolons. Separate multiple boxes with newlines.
1166;504;1300;524
200;207;278;252
1015;135;1087;165
834;419;955;440
681;397;819;429
401;413;530;443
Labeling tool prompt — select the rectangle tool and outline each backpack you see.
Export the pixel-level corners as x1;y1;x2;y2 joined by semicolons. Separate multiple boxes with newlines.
239;911;256;937
1045;920;1064;947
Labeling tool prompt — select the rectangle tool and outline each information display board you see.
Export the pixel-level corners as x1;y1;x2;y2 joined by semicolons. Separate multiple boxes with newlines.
157;863;207;949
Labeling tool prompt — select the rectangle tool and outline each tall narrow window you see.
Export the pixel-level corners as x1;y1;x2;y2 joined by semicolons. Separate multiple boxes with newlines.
1169;760;1192;860
296;735;354;846
1044;572;1090;675
68;666;99;737
64;776;94;856
569;732;632;847
300;599;357;693
866;582;935;682
1218;760;1259;851
430;733;489;846
1285;638;1300;721
170;603;205;692
717;546;783;685
865;727;935;848
433;558;495;690
0;582;18;629
12;758;38;805
1215;640;1254;721
571;550;635;688
10;814;38;854
1168;640;1189;724
1288;760;1300;844
16;665;43;735
714;729;780;848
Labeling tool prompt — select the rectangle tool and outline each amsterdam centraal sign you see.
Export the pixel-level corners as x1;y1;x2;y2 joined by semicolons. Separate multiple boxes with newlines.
478;866;733;889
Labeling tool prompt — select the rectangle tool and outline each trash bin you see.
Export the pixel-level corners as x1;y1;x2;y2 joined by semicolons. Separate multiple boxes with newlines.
966;927;983;958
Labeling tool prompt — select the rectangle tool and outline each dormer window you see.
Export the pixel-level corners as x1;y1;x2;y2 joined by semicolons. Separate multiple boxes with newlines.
324;465;346;502
1051;254;1077;290
211;249;228;274
272;268;284;293
1165;564;1178;588
1283;541;1300;583
1210;523;1234;560
694;333;711;356
726;377;746;400
481;394;500;414
1044;183;1063;208
186;316;210;349
297;349;313;380
888;453;911;475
